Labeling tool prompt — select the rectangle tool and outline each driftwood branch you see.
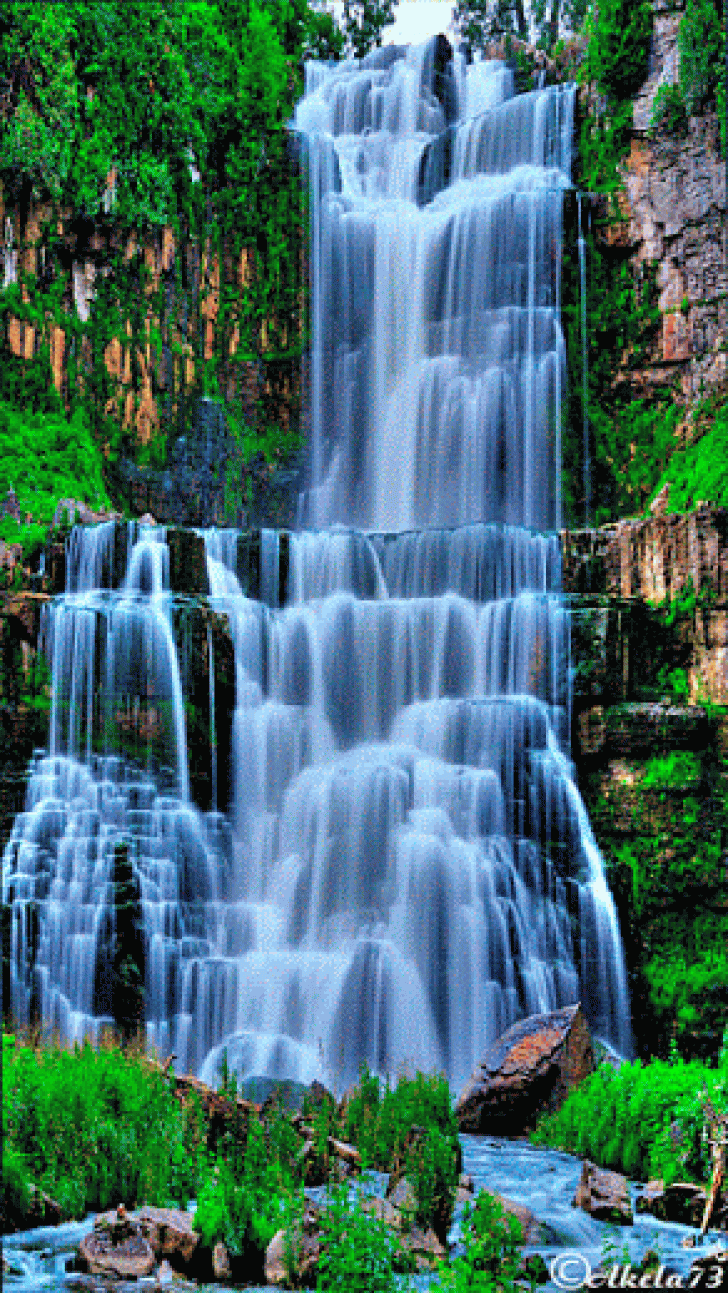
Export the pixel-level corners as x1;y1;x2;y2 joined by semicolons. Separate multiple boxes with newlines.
698;1091;727;1239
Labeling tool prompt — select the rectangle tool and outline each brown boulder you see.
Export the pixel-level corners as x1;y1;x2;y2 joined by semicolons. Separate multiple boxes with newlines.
573;1160;633;1226
77;1226;155;1279
136;1206;199;1268
456;1003;595;1134
212;1241;232;1280
636;1180;707;1227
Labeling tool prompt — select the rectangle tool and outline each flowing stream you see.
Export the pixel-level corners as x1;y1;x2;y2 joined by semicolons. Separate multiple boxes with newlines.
3;39;631;1093
4;1138;722;1292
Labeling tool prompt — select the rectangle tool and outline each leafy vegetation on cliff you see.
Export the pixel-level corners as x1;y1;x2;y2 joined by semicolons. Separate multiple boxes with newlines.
0;0;400;516
651;0;726;155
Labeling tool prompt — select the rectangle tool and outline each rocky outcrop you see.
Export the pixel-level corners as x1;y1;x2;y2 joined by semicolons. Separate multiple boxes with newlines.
563;508;728;707
609;0;727;401
573;1160;634;1226
562;508;728;604
636;1179;707;1227
455;1003;595;1135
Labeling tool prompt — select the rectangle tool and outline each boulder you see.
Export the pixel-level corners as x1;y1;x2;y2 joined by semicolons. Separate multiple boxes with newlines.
401;1224;447;1270
456;1173;476;1205
573;1160;633;1226
136;1206;199;1268
482;1190;547;1245
386;1175;418;1216
635;1179;707;1227
456;1003;595;1134
77;1226;155;1279
212;1241;232;1280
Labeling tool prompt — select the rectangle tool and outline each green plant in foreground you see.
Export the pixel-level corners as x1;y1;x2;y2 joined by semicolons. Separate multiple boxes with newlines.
193;1127;283;1273
314;1183;407;1293
437;1189;526;1293
641;751;701;789
2;1037;198;1219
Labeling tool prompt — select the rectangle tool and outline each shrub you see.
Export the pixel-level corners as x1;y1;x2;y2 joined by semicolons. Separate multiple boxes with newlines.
0;396;111;527
2;1036;199;1219
641;751;701;789
437;1189;526;1293
648;399;728;513
341;1066;460;1235
314;1183;406;1293
649;83;688;134
531;1047;728;1185
193;1125;283;1275
343;1066;458;1168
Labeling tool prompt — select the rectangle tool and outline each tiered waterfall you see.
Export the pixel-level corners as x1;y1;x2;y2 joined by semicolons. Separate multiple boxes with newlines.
2;39;631;1090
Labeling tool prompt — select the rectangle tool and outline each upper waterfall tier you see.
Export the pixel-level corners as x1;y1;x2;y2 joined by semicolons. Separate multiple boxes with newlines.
296;44;575;532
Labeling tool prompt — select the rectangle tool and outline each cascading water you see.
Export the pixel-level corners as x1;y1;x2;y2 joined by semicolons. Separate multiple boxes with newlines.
2;38;631;1091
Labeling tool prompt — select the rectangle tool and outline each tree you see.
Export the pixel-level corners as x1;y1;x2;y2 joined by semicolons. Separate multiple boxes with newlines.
342;0;397;58
303;5;346;60
453;0;528;48
453;0;593;53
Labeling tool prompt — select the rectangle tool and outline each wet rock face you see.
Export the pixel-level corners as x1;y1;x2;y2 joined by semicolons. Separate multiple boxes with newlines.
636;1180;707;1227
455;1003;595;1135
572;1160;634;1226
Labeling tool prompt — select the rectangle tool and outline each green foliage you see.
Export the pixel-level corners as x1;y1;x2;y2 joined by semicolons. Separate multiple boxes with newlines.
0;0;312;479
2;1038;199;1219
342;1066;458;1170
314;1183;405;1293
193;1118;283;1267
561;241;664;524
0;393;111;526
678;0;724;118
341;1066;459;1239
531;1049;728;1185
648;399;728;513
341;1;397;58
582;0;652;103
436;1189;526;1293
649;83;687;135
641;750;701;789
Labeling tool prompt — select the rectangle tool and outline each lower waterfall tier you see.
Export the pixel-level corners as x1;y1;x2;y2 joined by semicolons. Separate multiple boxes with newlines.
2;522;632;1089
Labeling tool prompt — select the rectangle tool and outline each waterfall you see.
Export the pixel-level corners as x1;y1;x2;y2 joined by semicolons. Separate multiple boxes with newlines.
2;38;631;1089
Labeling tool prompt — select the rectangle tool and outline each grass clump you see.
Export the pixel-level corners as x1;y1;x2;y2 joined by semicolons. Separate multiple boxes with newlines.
342;1066;460;1238
641;751;702;789
530;1043;728;1185
314;1183;411;1293
2;1035;198;1222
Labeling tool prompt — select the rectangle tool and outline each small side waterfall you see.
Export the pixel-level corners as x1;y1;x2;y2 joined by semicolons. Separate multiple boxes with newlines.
2;38;631;1090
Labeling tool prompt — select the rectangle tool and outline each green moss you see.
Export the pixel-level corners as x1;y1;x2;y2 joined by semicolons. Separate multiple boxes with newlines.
642;751;701;788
